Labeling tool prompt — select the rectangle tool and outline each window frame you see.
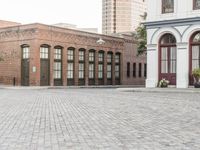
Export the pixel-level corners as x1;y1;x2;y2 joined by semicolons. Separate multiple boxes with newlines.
53;62;62;79
22;46;30;59
98;64;103;79
78;63;85;79
67;63;74;79
193;0;200;10
54;48;62;60
162;0;174;14
40;47;49;59
67;49;74;61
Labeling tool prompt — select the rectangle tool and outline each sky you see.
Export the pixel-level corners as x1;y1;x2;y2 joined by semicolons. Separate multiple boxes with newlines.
0;0;102;32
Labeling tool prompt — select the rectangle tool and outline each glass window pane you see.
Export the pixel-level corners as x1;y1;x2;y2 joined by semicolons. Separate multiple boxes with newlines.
54;49;62;60
107;53;112;63
54;62;61;79
79;51;84;61
89;52;95;62
115;65;120;78
98;53;104;62
98;64;103;79
194;0;200;9
170;47;176;60
162;0;174;13
161;61;168;73
115;54;120;63
79;63;84;79
192;46;200;70
161;48;168;60
192;60;199;70
192;46;199;59
107;64;112;78
40;47;49;59
68;49;74;61
170;61;176;73
22;47;30;59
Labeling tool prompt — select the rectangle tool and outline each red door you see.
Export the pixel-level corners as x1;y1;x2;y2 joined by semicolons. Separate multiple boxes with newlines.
159;46;176;85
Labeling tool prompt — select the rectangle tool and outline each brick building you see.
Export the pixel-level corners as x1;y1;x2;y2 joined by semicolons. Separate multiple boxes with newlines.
0;21;146;86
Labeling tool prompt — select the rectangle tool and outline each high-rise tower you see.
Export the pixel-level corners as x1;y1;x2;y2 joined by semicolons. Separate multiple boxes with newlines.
102;0;147;34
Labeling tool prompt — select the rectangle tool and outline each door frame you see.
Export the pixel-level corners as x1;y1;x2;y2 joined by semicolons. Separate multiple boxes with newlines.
21;45;30;86
189;31;200;85
21;59;30;86
159;44;177;85
40;45;50;86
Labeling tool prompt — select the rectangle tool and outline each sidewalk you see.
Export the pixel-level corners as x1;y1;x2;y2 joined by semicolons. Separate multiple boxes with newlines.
0;85;144;90
117;87;200;93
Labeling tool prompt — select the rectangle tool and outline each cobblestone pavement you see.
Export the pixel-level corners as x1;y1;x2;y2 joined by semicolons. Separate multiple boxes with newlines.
0;89;200;150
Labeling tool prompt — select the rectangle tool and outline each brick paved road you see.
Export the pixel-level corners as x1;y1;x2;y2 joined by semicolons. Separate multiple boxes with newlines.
0;89;200;150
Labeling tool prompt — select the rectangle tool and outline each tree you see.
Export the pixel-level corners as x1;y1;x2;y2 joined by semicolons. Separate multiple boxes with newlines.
135;12;147;55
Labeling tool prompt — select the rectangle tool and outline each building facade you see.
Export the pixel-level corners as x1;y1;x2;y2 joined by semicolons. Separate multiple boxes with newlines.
145;0;200;88
102;0;147;34
122;33;147;85
0;22;146;86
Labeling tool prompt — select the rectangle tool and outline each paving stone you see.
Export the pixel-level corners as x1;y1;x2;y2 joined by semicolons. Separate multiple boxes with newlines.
0;89;200;149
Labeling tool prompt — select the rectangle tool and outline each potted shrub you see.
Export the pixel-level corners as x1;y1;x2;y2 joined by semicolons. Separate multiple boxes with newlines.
158;78;170;88
192;68;200;88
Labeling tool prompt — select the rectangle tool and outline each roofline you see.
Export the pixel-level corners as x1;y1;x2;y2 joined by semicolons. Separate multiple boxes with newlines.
0;22;125;40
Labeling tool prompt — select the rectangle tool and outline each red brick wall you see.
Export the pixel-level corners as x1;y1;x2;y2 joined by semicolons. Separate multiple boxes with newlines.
122;36;146;85
0;23;146;86
0;41;21;85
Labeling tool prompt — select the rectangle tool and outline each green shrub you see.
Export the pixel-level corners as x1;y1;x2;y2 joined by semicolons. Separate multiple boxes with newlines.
192;68;200;78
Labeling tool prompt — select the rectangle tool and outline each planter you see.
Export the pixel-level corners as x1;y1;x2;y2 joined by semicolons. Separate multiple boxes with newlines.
194;82;200;88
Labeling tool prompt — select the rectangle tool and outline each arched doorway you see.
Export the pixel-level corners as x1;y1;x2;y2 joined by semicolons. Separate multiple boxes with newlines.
159;33;177;85
40;44;50;86
21;44;30;86
189;31;200;85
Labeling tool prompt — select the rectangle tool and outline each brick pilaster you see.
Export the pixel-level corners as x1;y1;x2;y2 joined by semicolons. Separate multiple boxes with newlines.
74;48;79;86
62;46;67;86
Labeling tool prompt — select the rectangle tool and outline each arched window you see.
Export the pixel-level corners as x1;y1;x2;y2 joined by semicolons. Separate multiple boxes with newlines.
89;49;95;85
98;51;104;85
107;52;113;85
190;32;200;75
67;47;75;86
159;33;177;85
78;48;85;85
54;46;63;86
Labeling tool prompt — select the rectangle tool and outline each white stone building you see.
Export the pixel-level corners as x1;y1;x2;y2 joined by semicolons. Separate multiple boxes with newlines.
145;0;200;88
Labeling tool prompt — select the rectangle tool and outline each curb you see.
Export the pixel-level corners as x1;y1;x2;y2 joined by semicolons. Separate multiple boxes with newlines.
117;88;200;93
0;85;145;90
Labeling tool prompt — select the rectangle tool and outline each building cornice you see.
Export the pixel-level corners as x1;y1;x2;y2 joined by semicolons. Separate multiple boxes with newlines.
144;17;200;29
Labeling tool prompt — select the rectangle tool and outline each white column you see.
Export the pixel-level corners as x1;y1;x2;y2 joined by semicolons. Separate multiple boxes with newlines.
176;43;189;88
146;44;159;88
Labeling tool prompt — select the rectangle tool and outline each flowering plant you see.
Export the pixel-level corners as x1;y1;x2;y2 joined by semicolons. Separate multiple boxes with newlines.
192;68;200;88
158;78;170;88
